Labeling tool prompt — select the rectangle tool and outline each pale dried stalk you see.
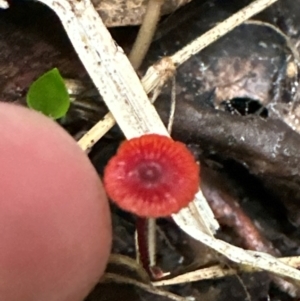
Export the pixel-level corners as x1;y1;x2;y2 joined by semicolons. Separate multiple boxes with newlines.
174;190;218;236
167;76;176;133
171;216;300;284
102;273;187;301
129;0;165;69
171;0;279;66
142;0;279;93
154;256;300;286
154;265;233;286
77;112;115;151
35;0;300;286
108;254;151;283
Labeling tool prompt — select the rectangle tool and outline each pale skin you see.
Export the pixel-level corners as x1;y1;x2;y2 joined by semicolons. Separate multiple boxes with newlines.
0;102;112;301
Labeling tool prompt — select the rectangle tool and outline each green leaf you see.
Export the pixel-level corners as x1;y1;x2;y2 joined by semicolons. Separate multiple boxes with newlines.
26;68;70;119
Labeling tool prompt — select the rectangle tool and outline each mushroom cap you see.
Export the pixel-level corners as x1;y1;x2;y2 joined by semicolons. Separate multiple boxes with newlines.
104;134;199;217
0;102;111;301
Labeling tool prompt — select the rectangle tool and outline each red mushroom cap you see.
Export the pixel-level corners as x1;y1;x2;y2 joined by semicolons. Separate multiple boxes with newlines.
103;134;200;217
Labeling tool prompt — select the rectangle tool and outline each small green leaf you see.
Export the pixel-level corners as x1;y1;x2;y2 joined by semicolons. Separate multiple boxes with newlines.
26;68;70;119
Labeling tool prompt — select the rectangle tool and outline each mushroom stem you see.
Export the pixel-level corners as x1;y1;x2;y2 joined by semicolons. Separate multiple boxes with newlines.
136;218;156;274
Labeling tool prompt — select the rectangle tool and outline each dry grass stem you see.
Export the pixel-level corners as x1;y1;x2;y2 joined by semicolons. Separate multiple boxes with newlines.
102;273;188;301
77;112;115;151
171;217;300;286
153;256;300;286
167;76;176;133
171;0;279;66
129;0;165;70
108;254;151;283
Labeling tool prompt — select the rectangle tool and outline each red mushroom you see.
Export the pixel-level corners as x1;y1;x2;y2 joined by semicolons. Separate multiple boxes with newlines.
103;134;199;217
0;102;111;301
